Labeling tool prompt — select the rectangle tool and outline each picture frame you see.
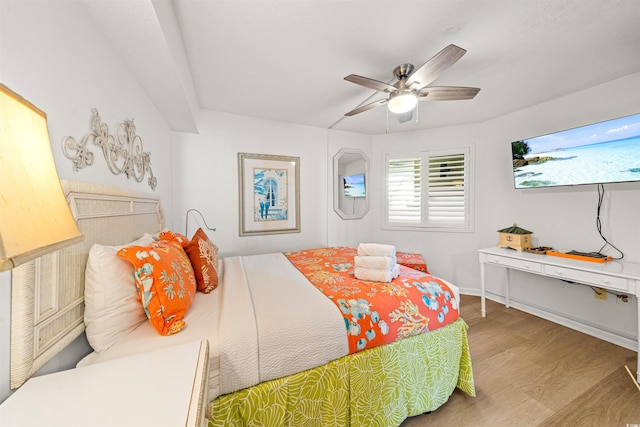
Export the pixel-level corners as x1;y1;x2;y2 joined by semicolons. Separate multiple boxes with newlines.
238;153;300;236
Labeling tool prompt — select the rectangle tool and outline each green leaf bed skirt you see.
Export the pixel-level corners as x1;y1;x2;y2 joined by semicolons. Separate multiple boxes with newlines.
208;318;475;426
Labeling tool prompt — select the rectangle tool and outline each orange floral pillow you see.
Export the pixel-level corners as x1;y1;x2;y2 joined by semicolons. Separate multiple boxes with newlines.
158;230;189;248
184;228;219;293
117;240;196;335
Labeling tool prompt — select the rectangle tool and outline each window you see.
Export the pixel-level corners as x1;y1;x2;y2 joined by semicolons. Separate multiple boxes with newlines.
387;157;422;224
384;147;472;231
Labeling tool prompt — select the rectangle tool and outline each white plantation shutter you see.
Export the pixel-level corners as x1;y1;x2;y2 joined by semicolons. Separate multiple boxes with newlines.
385;147;472;231
387;157;421;223
427;152;466;225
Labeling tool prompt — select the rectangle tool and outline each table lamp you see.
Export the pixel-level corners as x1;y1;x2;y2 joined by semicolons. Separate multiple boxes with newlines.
0;84;83;272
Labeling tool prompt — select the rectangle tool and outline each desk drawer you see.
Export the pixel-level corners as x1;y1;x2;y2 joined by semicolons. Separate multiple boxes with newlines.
544;265;629;291
486;255;543;273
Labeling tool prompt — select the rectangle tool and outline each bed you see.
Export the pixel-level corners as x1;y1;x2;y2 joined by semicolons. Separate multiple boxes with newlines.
11;180;475;427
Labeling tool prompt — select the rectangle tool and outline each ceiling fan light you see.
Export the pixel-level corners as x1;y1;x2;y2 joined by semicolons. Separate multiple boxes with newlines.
388;91;417;114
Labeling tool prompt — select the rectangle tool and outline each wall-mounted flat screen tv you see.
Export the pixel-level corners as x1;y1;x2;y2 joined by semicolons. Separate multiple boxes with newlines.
343;173;366;198
511;113;640;188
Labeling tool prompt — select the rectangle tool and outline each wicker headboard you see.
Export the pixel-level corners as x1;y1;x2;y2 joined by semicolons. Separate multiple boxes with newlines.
10;180;164;388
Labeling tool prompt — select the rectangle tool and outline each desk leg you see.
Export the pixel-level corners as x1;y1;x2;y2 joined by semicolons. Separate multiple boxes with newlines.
480;262;486;317
505;268;510;309
637;296;640;383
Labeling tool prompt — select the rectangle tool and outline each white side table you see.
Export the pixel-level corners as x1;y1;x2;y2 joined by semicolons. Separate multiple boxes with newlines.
0;340;209;427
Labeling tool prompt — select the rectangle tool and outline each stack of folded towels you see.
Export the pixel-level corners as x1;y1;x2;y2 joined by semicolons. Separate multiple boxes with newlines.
354;243;400;283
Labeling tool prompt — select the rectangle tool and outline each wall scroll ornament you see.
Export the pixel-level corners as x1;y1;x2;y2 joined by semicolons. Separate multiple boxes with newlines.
62;108;157;190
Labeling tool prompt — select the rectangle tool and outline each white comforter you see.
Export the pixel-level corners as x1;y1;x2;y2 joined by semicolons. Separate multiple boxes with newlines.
78;253;349;398
218;253;349;393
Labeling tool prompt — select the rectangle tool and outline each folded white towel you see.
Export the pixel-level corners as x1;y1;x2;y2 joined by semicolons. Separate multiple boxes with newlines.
357;243;397;257
354;255;396;270
354;264;400;283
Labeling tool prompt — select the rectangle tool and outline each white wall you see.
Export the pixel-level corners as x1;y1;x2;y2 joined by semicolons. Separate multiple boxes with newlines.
171;114;375;254
371;72;640;348
371;123;481;282
0;1;174;403
172;109;334;255
326;130;374;247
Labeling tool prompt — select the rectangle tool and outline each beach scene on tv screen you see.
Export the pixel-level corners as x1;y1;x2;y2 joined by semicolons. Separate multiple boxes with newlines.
512;113;640;188
344;174;366;197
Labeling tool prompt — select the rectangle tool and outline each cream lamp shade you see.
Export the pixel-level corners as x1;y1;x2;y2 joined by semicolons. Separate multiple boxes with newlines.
0;84;83;272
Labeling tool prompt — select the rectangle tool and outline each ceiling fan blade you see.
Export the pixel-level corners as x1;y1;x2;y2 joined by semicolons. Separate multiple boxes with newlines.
406;44;467;89
344;98;388;116
344;74;397;93
418;86;480;101
396;110;414;123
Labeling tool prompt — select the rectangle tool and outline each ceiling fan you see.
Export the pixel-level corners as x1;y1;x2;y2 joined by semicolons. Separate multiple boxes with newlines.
343;44;480;122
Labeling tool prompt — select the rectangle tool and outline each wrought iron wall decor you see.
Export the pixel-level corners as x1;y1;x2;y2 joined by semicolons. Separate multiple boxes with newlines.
62;108;157;190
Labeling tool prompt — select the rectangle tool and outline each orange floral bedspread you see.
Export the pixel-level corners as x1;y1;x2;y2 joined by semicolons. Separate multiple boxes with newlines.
284;247;459;354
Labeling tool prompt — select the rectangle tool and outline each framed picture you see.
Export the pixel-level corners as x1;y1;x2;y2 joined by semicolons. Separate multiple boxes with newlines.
238;153;300;236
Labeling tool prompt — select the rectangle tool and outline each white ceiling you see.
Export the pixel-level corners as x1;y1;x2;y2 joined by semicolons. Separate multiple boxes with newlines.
82;0;640;135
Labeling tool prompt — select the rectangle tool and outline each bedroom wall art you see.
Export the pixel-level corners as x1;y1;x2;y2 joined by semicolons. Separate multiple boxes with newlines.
62;108;157;190
238;153;300;236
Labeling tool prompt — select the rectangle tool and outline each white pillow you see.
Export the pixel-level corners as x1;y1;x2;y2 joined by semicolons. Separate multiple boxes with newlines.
84;234;155;353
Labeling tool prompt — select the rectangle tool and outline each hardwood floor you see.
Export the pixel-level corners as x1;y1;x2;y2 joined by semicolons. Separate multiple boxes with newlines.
401;295;640;427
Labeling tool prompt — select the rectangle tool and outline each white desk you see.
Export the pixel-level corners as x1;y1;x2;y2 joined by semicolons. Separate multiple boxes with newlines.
478;247;640;383
0;340;209;427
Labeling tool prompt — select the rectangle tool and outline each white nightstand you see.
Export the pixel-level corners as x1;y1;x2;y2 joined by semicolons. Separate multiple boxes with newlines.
0;340;209;427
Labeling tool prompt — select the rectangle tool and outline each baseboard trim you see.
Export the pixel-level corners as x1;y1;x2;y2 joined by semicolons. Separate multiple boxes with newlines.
460;287;480;297
459;289;638;351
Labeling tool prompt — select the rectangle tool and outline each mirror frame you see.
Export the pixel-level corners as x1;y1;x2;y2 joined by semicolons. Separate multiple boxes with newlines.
333;148;370;220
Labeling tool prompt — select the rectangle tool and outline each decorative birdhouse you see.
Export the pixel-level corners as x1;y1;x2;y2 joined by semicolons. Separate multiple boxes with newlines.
497;223;533;251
